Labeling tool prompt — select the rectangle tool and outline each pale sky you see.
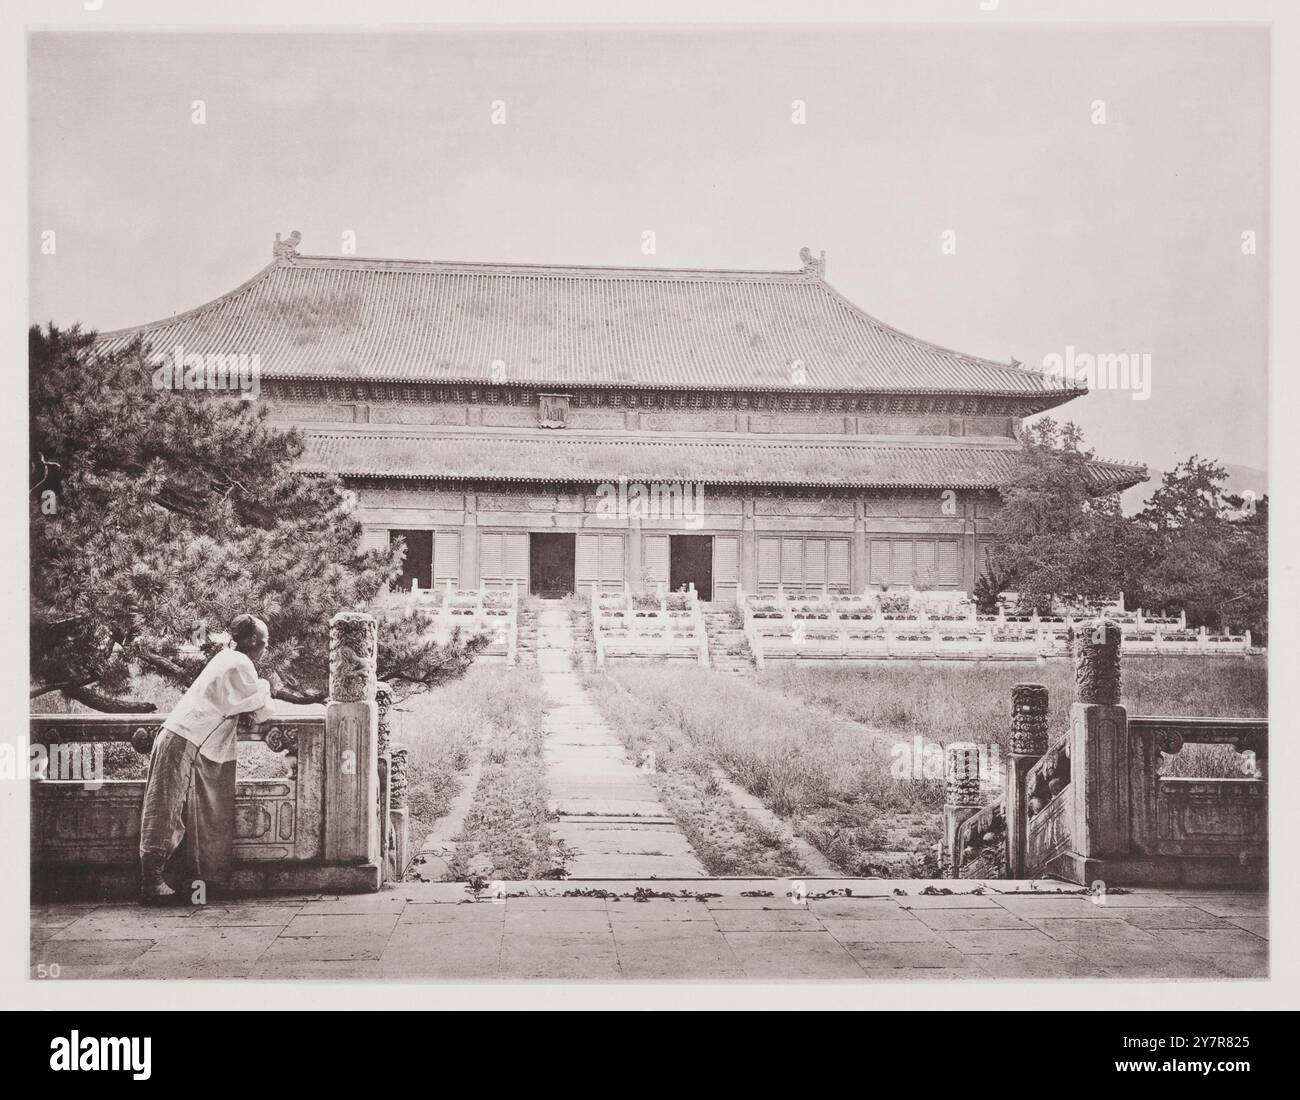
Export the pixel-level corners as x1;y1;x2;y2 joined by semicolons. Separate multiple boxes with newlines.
28;26;1269;477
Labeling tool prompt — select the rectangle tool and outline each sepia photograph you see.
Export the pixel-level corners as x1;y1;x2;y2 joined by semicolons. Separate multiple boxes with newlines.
8;0;1291;1035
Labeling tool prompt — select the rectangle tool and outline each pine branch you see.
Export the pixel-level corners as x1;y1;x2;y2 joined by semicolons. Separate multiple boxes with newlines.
271;684;327;705
65;684;157;713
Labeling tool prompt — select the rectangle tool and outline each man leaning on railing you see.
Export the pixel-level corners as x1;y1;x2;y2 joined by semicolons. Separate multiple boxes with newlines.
138;615;276;905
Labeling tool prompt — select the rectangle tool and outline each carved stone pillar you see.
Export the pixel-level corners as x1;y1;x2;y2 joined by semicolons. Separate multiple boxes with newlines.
943;741;982;877
1074;618;1122;704
1007;683;1049;877
375;681;394;879
1070;619;1129;862
389;746;410;879
324;612;381;869
945;742;981;805
375;681;393;757
389;747;409;810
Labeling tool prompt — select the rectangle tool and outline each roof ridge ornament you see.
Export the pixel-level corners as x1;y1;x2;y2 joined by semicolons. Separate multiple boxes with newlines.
273;230;302;260
799;246;826;278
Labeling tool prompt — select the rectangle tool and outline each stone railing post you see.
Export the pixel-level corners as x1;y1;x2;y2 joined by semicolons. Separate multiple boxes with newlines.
1007;683;1048;878
943;742;982;876
325;612;381;869
375;681;394;880
1071;618;1129;865
389;747;410;878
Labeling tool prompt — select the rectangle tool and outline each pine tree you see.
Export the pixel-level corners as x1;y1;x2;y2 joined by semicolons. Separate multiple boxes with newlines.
30;324;483;711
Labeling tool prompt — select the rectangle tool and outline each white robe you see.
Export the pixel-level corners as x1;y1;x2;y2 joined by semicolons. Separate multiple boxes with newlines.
162;648;275;763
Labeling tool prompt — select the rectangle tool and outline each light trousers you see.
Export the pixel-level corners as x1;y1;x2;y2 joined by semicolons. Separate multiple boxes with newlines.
138;729;237;889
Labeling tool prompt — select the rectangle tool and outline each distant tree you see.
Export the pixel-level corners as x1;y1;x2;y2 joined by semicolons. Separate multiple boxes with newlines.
985;419;1137;611
1221;492;1267;642
1127;457;1267;640
30;324;484;712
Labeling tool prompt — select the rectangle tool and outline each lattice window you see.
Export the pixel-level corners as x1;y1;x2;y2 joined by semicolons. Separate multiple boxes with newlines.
758;536;852;593
870;538;962;589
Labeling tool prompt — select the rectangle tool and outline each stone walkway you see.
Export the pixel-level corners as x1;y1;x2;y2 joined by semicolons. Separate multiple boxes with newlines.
535;603;707;878
29;880;1267;981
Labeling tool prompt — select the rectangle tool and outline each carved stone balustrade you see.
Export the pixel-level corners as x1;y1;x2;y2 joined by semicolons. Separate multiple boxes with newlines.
29;611;389;900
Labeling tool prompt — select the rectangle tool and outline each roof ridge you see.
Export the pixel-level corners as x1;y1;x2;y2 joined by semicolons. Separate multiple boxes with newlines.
287;254;812;280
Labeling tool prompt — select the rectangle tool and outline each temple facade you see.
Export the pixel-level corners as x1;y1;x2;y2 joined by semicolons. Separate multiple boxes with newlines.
99;236;1145;601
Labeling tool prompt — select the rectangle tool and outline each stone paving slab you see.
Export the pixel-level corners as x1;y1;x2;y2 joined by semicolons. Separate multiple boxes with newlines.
1174;894;1268;916
185;905;302;928
724;931;867;979
537;660;707;879
555;821;699;857
29;881;1268;981
553;853;707;877
500;933;622;979
614;927;745;980
1026;918;1161;946
911;908;1034;931
820;918;946;943
990;896;1135;918
281;913;401;938
1226;915;1268;938
1114;907;1239;930
844;941;980;969
559;814;677;826
548;799;669;817
711;907;825;932
606;900;716;922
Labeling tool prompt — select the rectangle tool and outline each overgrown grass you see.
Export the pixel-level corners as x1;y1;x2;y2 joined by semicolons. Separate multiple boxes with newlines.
763;656;1266;777
448;669;572;880
605;667;942;876
393;669;498;843
584;675;806;876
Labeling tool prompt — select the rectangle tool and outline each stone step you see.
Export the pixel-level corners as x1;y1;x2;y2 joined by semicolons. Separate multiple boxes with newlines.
548;798;668;817
556;823;701;863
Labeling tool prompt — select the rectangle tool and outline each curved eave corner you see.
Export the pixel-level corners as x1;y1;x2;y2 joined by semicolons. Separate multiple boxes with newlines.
1083;459;1149;494
91;257;287;345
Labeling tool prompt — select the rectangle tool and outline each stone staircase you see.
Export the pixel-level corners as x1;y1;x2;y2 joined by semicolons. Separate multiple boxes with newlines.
702;609;755;673
532;602;574;672
514;604;539;668
567;603;597;673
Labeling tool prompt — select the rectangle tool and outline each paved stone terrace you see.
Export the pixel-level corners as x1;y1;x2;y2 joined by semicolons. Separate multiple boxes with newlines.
30;880;1266;981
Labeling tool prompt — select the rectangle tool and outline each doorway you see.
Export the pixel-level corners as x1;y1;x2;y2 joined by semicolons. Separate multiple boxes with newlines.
669;535;713;601
529;533;576;597
389;530;433;590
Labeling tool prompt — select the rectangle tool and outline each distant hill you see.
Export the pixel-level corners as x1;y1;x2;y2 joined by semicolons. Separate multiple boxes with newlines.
1121;463;1268;515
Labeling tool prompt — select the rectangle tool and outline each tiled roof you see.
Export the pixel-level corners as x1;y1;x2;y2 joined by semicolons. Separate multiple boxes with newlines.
299;429;1147;492
96;250;1084;403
